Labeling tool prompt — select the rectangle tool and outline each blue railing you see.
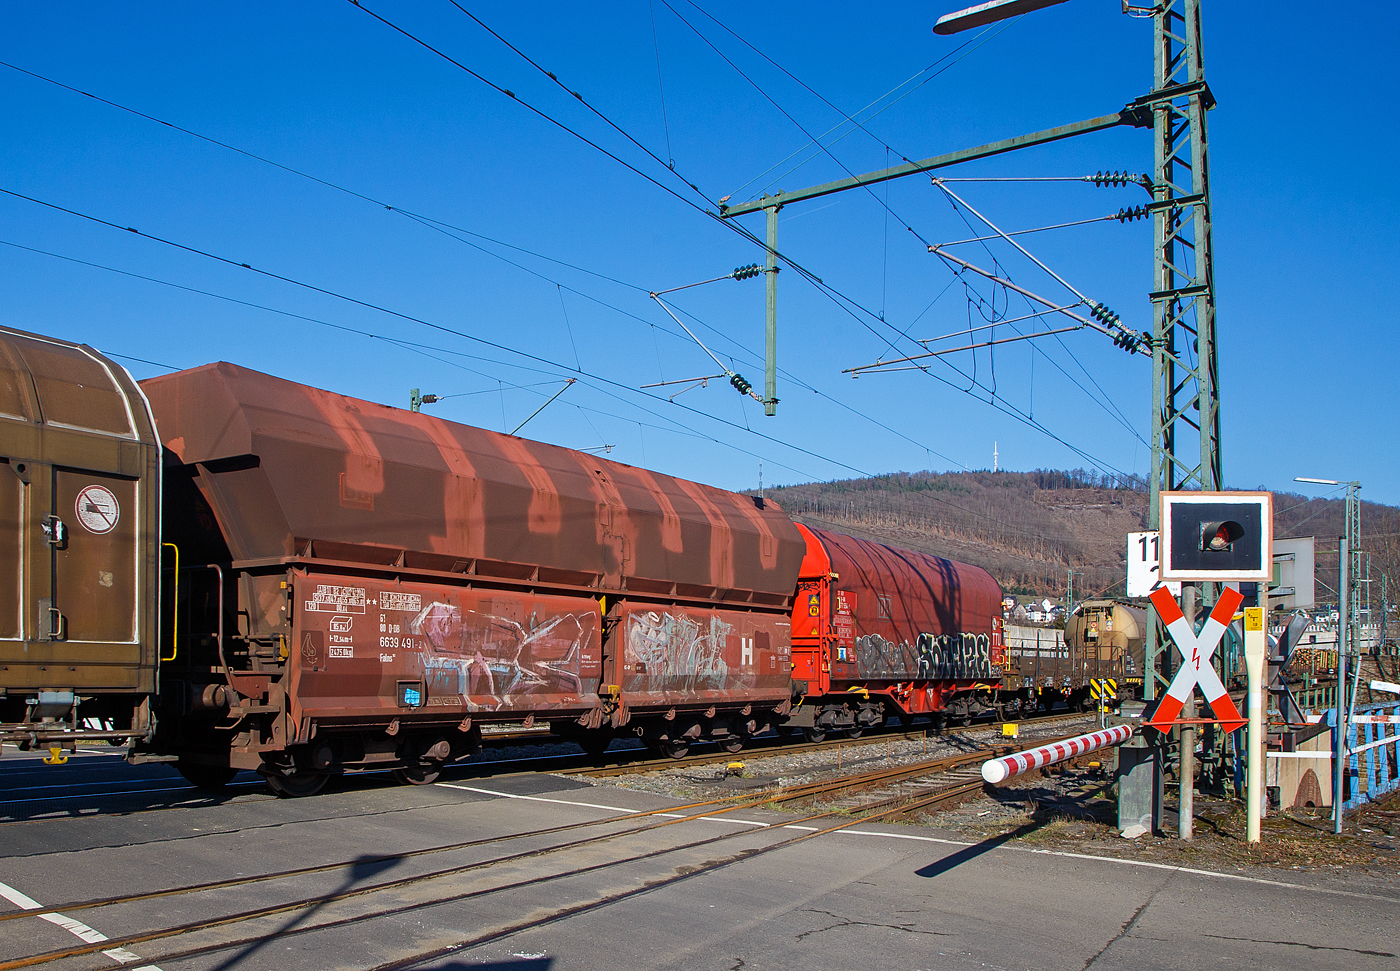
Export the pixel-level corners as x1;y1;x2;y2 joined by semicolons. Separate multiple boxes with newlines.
1322;702;1400;810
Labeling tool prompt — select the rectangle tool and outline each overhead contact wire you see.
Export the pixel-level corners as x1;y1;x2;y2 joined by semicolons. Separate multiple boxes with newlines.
0;198;856;477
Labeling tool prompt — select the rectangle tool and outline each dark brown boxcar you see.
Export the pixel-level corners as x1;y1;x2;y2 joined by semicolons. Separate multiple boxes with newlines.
141;362;805;791
0;325;162;751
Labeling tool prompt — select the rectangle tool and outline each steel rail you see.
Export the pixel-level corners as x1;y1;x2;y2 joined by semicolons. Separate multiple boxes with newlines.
0;731;1079;971
0;713;1092;825
0;726;1088;969
562;710;1095;777
357;777;1022;971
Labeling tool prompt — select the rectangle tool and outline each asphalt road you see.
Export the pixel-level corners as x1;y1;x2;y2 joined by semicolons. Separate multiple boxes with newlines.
2;745;1396;971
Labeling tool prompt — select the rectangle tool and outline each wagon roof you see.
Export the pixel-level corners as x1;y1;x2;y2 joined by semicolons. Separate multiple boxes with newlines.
141;362;804;604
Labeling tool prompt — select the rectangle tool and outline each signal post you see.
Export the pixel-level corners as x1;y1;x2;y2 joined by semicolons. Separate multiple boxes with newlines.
1120;492;1272;840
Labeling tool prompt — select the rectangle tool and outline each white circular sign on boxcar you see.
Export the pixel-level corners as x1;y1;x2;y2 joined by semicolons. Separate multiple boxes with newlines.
75;484;120;534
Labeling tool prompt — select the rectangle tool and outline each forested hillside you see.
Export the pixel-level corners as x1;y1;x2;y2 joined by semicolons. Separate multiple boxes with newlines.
758;470;1399;603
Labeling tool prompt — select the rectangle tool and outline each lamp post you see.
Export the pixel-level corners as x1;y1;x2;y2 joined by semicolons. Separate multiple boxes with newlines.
1295;476;1362;834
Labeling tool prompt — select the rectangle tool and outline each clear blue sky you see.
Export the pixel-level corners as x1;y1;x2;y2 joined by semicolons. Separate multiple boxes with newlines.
2;2;1394;504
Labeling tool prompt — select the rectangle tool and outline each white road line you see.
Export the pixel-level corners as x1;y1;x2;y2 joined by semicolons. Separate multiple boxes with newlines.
435;783;647;814
436;785;782;830
439;784;1400;902
0;880;162;968
829;829;1400;903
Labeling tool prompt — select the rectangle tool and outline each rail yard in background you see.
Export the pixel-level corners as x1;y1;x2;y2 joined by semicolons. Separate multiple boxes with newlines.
3;0;1399;969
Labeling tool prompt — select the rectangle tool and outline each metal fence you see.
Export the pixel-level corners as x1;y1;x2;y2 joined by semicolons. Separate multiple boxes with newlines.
1323;701;1400;810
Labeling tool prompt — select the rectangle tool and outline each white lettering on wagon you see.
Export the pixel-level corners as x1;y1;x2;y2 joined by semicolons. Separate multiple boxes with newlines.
304;584;367;614
380;591;422;612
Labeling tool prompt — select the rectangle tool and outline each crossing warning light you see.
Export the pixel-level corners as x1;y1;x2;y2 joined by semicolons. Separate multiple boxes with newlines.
1201;519;1244;552
1160;491;1272;582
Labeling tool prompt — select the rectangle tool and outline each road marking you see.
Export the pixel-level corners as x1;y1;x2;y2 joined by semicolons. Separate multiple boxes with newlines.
443;785;1400;902
0;880;163;968
436;784;792;830
435;783;647;814
825;829;1400;903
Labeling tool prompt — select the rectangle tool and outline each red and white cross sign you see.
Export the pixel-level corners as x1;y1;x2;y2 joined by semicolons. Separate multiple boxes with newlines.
1143;585;1246;732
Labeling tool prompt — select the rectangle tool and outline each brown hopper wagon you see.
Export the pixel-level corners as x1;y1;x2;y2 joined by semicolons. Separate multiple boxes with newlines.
141;361;805;793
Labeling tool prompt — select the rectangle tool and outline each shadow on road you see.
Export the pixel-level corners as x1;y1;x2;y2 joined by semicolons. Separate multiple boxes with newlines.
914;818;1042;879
207;853;405;971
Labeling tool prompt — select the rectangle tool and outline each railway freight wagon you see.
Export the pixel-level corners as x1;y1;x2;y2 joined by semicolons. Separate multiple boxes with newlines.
2;321;1019;795
141;362;806;793
787;524;1005;735
0;327;162;749
998;599;1148;713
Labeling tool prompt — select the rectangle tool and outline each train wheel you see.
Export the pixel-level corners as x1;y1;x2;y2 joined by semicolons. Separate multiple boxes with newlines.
846;727;864;740
578;734;613;759
177;762;238;791
802;728;826;744
658;739;690;759
392;763;442;786
720;736;745;754
266;770;328;798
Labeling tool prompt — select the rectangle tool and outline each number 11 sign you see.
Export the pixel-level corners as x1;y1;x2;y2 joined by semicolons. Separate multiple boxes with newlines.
1127;531;1181;599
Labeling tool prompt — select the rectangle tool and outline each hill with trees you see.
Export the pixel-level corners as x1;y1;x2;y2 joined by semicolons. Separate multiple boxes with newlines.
758;469;1399;607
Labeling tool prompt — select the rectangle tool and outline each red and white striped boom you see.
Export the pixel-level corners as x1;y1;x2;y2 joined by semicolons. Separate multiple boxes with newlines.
981;725;1133;785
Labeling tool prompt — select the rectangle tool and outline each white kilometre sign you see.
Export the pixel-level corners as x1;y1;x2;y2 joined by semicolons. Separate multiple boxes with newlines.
1126;531;1181;598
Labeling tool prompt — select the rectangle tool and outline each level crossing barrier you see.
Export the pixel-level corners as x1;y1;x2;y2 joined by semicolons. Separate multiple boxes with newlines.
981;725;1133;785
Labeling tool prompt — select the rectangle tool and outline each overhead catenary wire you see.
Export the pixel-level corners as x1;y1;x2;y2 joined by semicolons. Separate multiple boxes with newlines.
0;58;645;296
0;199;859;479
346;0;933;400
443;0;714;202
3;26;1130;483
723;18;1018;203
0;36;993;475
652;1;1146;470
0;58;982;472
937;213;1123;248
638;11;1149;471
0;237;824;479
930;188;1147;445
648;0;675;169
933;179;1097;313
0;232;1112;537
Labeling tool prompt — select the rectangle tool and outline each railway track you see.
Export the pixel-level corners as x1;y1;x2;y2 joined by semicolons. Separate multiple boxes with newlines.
563;709;1097;777
0;727;1087;970
0;710;1096;823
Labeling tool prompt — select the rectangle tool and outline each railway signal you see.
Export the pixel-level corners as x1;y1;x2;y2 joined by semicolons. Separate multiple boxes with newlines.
1160;492;1273;582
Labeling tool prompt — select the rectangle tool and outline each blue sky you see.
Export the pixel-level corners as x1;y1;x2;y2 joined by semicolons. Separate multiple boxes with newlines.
2;2;1395;505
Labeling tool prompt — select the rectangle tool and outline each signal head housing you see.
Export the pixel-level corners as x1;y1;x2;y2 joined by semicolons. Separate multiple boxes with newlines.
1161;491;1272;581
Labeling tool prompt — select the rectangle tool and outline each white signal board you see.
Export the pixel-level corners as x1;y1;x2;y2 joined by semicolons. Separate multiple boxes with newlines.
1127;530;1182;598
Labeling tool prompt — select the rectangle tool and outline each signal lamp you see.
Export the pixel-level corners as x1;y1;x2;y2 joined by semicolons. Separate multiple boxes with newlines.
1201;519;1244;552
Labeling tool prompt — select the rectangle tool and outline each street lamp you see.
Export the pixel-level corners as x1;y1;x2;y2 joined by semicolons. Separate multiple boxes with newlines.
1294;475;1362;834
934;0;1070;34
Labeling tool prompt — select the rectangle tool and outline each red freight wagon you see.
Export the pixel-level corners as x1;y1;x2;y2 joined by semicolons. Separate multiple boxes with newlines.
141;362;805;792
787;524;1004;738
